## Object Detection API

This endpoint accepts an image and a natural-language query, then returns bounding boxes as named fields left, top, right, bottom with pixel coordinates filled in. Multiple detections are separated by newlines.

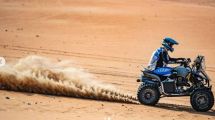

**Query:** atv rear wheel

left=190, top=89, right=214, bottom=112
left=137, top=84, right=160, bottom=105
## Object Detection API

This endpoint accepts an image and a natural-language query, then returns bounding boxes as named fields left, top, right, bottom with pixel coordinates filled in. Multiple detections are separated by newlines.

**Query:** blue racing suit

left=147, top=47, right=184, bottom=71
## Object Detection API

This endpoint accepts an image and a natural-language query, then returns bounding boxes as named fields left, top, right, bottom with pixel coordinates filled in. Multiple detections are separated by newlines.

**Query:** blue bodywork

left=153, top=67, right=173, bottom=76
left=138, top=67, right=173, bottom=84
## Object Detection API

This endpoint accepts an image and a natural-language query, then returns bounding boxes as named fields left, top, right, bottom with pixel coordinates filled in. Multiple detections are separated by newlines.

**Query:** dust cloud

left=0, top=56, right=137, bottom=103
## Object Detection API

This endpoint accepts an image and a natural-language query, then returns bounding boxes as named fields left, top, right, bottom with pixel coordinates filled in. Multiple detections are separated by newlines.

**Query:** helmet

left=162, top=37, right=179, bottom=52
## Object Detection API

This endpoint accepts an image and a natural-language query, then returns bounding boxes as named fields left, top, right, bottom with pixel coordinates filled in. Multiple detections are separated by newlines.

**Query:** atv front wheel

left=190, top=89, right=214, bottom=112
left=137, top=84, right=160, bottom=105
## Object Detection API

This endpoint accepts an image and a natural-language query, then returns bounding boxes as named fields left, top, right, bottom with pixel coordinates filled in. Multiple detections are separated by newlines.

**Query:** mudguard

left=190, top=86, right=212, bottom=95
left=137, top=75, right=160, bottom=86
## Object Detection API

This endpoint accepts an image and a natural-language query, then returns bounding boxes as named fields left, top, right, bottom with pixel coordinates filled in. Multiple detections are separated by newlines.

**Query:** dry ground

left=0, top=0, right=215, bottom=119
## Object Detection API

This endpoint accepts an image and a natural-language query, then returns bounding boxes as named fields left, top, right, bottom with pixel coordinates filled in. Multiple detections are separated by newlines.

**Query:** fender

left=137, top=76, right=160, bottom=86
left=190, top=86, right=212, bottom=95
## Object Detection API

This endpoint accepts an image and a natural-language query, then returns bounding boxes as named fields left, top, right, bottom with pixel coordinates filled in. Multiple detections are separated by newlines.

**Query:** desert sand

left=0, top=0, right=215, bottom=120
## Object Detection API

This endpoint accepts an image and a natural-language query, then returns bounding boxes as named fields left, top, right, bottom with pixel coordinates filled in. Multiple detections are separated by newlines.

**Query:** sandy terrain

left=0, top=0, right=215, bottom=119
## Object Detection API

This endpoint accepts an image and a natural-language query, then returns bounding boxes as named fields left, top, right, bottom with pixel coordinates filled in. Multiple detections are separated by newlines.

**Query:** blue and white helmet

left=162, top=37, right=179, bottom=52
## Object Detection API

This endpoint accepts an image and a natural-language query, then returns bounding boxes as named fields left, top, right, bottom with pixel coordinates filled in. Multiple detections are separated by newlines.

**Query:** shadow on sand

left=154, top=103, right=215, bottom=116
left=2, top=90, right=215, bottom=116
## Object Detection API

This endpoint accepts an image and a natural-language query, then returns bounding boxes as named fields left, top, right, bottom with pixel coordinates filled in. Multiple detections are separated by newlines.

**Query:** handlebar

left=170, top=58, right=191, bottom=66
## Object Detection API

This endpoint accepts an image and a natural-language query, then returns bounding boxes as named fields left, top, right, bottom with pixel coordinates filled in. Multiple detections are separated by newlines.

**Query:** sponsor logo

left=157, top=68, right=169, bottom=73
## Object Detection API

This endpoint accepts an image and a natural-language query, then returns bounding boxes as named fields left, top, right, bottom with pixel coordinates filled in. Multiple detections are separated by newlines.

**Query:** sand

left=0, top=0, right=215, bottom=119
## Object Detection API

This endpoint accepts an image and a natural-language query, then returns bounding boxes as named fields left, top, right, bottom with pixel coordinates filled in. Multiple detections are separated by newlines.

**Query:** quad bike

left=137, top=55, right=214, bottom=112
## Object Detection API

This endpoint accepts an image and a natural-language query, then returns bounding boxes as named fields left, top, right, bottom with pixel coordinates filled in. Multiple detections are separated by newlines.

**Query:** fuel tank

left=174, top=66, right=191, bottom=78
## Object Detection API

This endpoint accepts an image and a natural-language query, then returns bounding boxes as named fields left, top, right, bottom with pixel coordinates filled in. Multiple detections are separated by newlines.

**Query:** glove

left=176, top=58, right=185, bottom=61
left=180, top=58, right=186, bottom=61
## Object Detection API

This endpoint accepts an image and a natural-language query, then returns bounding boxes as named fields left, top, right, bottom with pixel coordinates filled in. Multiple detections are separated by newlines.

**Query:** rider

left=147, top=37, right=185, bottom=71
